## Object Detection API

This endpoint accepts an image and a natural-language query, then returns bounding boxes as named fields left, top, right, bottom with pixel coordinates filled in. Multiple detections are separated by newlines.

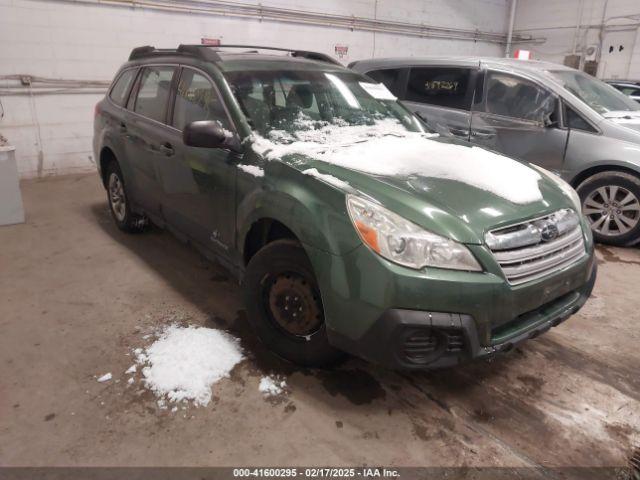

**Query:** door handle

left=118, top=122, right=127, bottom=133
left=472, top=131, right=496, bottom=140
left=449, top=127, right=470, bottom=138
left=159, top=142, right=174, bottom=156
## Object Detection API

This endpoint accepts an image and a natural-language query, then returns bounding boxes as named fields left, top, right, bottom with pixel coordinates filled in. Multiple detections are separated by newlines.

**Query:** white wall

left=0, top=0, right=509, bottom=178
left=513, top=0, right=640, bottom=79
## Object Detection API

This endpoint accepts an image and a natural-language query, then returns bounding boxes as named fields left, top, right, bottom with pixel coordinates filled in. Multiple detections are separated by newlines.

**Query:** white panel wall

left=0, top=0, right=509, bottom=177
left=514, top=0, right=640, bottom=79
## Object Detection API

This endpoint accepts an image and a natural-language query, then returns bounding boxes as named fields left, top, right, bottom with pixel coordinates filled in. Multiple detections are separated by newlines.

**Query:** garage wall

left=0, top=0, right=510, bottom=178
left=513, top=0, right=640, bottom=79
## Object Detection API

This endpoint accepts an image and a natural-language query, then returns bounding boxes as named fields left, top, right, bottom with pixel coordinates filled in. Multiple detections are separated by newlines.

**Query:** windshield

left=551, top=70, right=640, bottom=115
left=224, top=70, right=426, bottom=139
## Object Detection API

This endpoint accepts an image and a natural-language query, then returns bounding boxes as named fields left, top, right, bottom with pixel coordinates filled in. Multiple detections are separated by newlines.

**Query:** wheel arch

left=570, top=162, right=640, bottom=189
left=242, top=218, right=299, bottom=265
left=237, top=189, right=360, bottom=266
left=99, top=146, right=118, bottom=187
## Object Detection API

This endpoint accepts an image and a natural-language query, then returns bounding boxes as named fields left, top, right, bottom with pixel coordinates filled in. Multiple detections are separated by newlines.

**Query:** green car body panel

left=94, top=47, right=596, bottom=369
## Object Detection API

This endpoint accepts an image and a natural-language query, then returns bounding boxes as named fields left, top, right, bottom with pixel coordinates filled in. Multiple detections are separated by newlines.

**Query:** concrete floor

left=0, top=173, right=639, bottom=471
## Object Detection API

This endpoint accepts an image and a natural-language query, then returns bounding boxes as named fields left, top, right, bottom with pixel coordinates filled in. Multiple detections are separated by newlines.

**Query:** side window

left=133, top=66, right=176, bottom=123
left=486, top=72, right=555, bottom=122
left=109, top=69, right=137, bottom=107
left=366, top=69, right=403, bottom=97
left=172, top=69, right=231, bottom=131
left=405, top=67, right=472, bottom=110
left=564, top=104, right=597, bottom=133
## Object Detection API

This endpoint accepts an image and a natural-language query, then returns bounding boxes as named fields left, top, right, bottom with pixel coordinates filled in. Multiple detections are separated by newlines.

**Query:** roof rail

left=211, top=45, right=342, bottom=65
left=128, top=44, right=222, bottom=62
left=128, top=44, right=341, bottom=66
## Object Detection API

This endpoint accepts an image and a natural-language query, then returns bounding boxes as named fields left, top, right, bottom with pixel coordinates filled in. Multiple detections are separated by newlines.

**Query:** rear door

left=101, top=67, right=138, bottom=180
left=470, top=70, right=568, bottom=172
left=400, top=66, right=477, bottom=140
left=158, top=66, right=239, bottom=254
left=124, top=65, right=177, bottom=217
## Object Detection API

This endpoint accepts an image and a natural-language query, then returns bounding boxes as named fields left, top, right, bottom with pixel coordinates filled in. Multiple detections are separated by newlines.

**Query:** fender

left=236, top=162, right=362, bottom=260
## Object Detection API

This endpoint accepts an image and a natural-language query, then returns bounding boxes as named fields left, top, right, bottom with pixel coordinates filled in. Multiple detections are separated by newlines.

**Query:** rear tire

left=105, top=160, right=147, bottom=233
left=243, top=239, right=345, bottom=367
left=576, top=171, right=640, bottom=246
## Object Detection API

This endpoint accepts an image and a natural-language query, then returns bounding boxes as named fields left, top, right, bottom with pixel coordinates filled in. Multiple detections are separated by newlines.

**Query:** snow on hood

left=251, top=119, right=543, bottom=205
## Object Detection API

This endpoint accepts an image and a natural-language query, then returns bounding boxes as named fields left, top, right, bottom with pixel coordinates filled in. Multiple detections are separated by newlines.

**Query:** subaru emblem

left=540, top=222, right=559, bottom=242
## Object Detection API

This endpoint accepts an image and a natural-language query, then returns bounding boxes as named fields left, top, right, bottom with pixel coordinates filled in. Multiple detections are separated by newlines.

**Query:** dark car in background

left=350, top=57, right=640, bottom=246
left=607, top=80, right=640, bottom=103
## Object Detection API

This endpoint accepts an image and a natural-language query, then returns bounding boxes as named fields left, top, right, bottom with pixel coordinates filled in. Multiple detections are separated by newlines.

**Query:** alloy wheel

left=108, top=172, right=127, bottom=222
left=583, top=185, right=640, bottom=236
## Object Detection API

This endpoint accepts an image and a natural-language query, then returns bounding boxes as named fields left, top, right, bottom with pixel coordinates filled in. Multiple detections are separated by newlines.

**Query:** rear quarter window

left=109, top=69, right=137, bottom=107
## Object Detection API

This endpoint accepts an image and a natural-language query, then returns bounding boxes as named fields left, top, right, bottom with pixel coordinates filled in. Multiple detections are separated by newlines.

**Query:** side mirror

left=183, top=120, right=231, bottom=149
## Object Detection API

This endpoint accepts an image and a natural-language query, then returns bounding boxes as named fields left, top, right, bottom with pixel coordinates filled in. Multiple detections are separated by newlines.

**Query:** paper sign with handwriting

left=359, top=82, right=397, bottom=100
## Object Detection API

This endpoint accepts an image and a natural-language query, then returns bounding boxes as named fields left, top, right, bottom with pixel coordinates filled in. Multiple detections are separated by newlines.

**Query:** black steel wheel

left=243, top=239, right=345, bottom=367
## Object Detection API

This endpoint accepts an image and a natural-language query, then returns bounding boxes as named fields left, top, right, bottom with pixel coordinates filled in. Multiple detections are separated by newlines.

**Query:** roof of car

left=212, top=53, right=346, bottom=73
left=349, top=56, right=575, bottom=74
left=126, top=45, right=347, bottom=73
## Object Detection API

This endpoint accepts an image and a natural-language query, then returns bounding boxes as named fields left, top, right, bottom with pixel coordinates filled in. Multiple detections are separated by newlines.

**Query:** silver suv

left=350, top=57, right=640, bottom=246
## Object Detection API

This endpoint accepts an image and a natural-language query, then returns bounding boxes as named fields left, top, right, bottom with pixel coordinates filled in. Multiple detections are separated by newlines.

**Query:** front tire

left=243, top=239, right=345, bottom=367
left=577, top=171, right=640, bottom=246
left=105, top=161, right=146, bottom=233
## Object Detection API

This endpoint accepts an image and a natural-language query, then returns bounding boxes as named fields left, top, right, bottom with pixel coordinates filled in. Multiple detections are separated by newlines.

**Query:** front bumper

left=329, top=261, right=596, bottom=369
left=305, top=228, right=597, bottom=370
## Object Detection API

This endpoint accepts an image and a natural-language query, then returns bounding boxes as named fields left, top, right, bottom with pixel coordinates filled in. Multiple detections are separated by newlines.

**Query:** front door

left=158, top=66, right=239, bottom=255
left=470, top=70, right=569, bottom=173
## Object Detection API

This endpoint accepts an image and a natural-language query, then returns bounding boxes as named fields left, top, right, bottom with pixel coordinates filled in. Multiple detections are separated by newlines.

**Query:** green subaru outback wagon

left=93, top=45, right=597, bottom=369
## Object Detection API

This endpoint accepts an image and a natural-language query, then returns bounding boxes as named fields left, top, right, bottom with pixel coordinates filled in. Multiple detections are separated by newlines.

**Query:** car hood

left=262, top=135, right=574, bottom=245
left=603, top=111, right=640, bottom=133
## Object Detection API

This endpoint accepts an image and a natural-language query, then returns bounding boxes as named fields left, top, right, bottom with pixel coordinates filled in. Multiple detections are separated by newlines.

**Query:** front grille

left=486, top=210, right=586, bottom=286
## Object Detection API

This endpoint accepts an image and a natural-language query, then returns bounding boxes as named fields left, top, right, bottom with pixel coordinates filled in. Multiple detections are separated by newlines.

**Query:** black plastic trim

left=327, top=261, right=597, bottom=370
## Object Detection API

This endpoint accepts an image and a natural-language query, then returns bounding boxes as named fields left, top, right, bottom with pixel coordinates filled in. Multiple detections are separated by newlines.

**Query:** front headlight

left=531, top=165, right=582, bottom=213
left=346, top=195, right=482, bottom=271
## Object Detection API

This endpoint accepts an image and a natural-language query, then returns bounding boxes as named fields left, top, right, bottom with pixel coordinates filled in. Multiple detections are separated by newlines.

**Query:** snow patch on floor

left=238, top=164, right=265, bottom=177
left=251, top=119, right=543, bottom=204
left=259, top=375, right=287, bottom=397
left=97, top=373, right=112, bottom=383
left=134, top=325, right=244, bottom=407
